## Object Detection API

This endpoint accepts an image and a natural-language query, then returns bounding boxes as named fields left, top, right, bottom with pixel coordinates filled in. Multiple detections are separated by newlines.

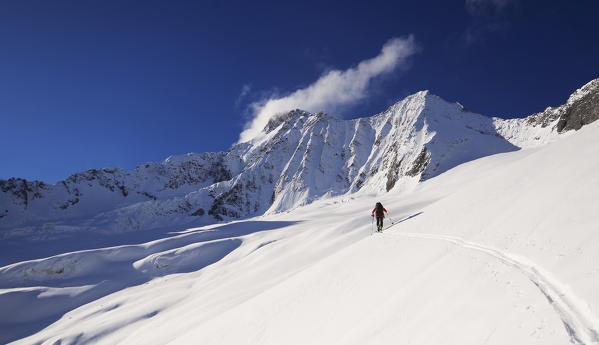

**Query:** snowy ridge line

left=393, top=232, right=599, bottom=345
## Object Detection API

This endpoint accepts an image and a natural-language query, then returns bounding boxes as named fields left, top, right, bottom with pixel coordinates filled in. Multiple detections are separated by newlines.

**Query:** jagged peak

left=419, top=90, right=467, bottom=110
left=163, top=152, right=202, bottom=164
left=397, top=90, right=431, bottom=103
left=263, top=109, right=310, bottom=133
left=402, top=89, right=430, bottom=98
left=566, top=77, right=599, bottom=105
left=162, top=152, right=223, bottom=165
left=374, top=89, right=469, bottom=123
left=387, top=89, right=465, bottom=112
left=263, top=109, right=339, bottom=134
left=261, top=90, right=465, bottom=137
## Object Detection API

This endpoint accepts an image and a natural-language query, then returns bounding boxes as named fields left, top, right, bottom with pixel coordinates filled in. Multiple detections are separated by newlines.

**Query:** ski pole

left=388, top=214, right=395, bottom=224
left=371, top=215, right=374, bottom=235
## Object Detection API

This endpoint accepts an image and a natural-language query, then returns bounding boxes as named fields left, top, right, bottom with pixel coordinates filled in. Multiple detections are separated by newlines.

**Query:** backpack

left=375, top=202, right=384, bottom=217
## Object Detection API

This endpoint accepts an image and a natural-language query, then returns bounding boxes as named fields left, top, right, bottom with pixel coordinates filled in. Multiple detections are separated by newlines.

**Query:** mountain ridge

left=1, top=78, right=598, bottom=238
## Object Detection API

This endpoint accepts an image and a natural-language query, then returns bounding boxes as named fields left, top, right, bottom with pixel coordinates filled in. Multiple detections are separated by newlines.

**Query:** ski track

left=388, top=231, right=599, bottom=345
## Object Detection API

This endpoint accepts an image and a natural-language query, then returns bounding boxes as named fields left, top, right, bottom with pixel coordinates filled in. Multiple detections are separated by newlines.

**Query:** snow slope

left=2, top=118, right=598, bottom=344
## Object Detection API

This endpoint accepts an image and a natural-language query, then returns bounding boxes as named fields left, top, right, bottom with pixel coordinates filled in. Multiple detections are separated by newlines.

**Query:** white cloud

left=238, top=36, right=417, bottom=143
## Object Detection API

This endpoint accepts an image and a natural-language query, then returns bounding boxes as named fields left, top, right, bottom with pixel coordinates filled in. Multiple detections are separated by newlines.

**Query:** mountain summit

left=1, top=79, right=598, bottom=238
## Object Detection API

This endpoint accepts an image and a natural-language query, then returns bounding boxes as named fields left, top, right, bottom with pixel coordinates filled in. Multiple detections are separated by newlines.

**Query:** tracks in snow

left=393, top=231, right=599, bottom=345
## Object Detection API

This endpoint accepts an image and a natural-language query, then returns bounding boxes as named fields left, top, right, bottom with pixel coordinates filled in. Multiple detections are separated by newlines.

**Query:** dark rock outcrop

left=557, top=80, right=599, bottom=132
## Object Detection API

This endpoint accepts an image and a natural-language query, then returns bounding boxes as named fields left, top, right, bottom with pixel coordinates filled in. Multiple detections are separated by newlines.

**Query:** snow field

left=2, top=122, right=599, bottom=344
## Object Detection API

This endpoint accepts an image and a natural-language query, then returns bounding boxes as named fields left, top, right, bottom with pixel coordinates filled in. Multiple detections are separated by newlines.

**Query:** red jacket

left=372, top=207, right=387, bottom=218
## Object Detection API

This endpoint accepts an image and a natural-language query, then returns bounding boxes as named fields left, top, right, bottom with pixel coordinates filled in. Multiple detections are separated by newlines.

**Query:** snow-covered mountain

left=495, top=78, right=599, bottom=147
left=2, top=96, right=599, bottom=345
left=1, top=78, right=598, bottom=239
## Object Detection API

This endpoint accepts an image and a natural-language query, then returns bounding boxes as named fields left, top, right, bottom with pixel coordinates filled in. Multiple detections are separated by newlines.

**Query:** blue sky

left=1, top=0, right=598, bottom=183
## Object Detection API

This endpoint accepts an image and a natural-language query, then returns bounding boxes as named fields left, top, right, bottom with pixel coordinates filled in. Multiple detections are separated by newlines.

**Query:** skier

left=371, top=202, right=388, bottom=232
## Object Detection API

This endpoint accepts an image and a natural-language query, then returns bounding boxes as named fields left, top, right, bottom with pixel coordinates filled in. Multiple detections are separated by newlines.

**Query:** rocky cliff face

left=494, top=78, right=599, bottom=148
left=2, top=79, right=598, bottom=238
left=556, top=79, right=599, bottom=132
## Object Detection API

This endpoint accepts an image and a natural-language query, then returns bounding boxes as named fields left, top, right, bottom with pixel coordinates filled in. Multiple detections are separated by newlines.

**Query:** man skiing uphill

left=371, top=202, right=388, bottom=232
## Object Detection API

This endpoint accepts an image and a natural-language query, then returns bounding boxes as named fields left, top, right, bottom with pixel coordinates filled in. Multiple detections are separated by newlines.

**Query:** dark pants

left=376, top=217, right=384, bottom=228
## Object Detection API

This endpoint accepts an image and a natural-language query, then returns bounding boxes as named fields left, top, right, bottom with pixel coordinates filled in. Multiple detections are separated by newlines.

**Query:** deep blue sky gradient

left=1, top=0, right=598, bottom=182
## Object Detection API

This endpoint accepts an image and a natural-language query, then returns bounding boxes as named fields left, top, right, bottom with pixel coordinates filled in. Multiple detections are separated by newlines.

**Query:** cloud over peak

left=238, top=36, right=417, bottom=143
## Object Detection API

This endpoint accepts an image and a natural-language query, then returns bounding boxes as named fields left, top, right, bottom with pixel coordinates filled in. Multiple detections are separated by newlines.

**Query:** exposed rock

left=500, top=78, right=599, bottom=144
left=191, top=208, right=205, bottom=216
left=406, top=148, right=431, bottom=177
left=264, top=109, right=308, bottom=133
left=209, top=184, right=244, bottom=220
left=59, top=198, right=80, bottom=210
left=0, top=178, right=47, bottom=208
left=385, top=156, right=403, bottom=192
left=139, top=192, right=157, bottom=200
left=557, top=79, right=599, bottom=132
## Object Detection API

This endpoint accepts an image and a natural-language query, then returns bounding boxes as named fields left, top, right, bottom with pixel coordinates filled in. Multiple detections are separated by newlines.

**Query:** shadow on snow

left=385, top=212, right=424, bottom=231
left=0, top=220, right=300, bottom=344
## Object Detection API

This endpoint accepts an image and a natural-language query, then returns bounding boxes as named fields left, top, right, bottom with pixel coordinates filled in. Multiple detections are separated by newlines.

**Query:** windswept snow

left=397, top=232, right=599, bottom=345
left=2, top=118, right=599, bottom=344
